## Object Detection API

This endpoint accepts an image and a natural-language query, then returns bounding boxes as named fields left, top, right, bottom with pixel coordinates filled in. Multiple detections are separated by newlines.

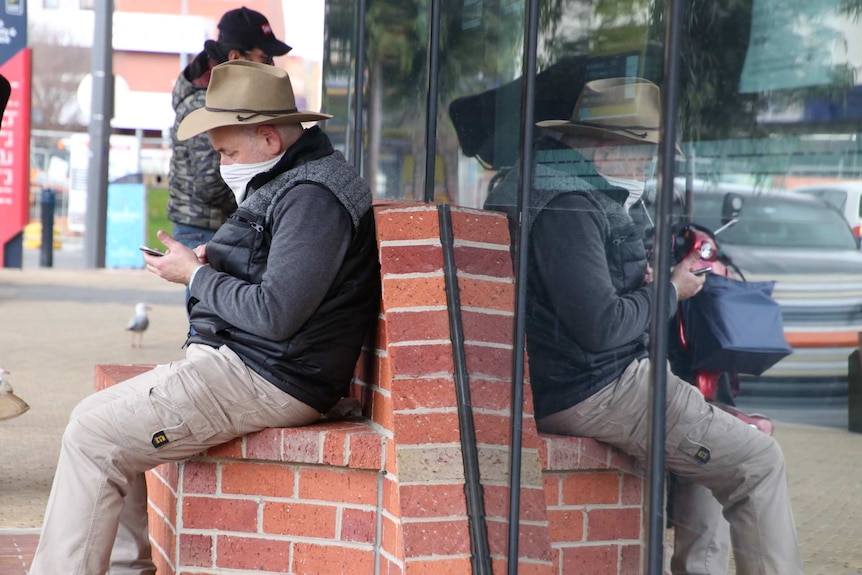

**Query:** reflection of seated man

left=484, top=77, right=802, bottom=574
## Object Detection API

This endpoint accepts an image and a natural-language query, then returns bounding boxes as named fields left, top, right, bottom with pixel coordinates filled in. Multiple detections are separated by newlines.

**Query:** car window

left=692, top=195, right=858, bottom=250
left=817, top=190, right=848, bottom=212
left=796, top=188, right=848, bottom=212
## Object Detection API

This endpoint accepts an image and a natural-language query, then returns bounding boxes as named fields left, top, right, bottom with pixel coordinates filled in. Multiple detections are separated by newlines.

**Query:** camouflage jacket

left=167, top=52, right=237, bottom=230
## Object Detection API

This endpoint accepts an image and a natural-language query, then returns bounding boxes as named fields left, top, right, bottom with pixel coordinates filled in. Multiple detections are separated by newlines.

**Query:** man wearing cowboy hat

left=485, top=77, right=802, bottom=574
left=30, top=61, right=380, bottom=575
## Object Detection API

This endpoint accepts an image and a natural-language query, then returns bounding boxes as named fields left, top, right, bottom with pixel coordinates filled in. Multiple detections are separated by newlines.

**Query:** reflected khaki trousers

left=538, top=358, right=803, bottom=575
left=30, top=344, right=320, bottom=575
left=672, top=475, right=732, bottom=574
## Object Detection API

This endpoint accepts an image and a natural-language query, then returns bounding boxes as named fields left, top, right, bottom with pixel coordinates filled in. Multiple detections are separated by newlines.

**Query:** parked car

left=686, top=185, right=862, bottom=398
left=791, top=181, right=862, bottom=239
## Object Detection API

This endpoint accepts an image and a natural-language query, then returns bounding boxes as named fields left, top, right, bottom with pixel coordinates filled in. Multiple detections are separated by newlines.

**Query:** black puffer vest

left=525, top=188, right=649, bottom=417
left=485, top=144, right=649, bottom=417
left=187, top=136, right=380, bottom=413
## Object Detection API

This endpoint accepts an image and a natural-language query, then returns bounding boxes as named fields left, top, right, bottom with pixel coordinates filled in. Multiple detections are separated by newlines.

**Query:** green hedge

left=146, top=187, right=171, bottom=249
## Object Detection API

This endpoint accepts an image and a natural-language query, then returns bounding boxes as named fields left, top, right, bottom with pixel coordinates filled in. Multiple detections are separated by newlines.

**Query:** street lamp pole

left=83, top=0, right=113, bottom=268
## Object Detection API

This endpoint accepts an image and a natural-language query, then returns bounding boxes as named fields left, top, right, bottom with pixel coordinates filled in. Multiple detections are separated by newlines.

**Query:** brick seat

left=539, top=433, right=646, bottom=573
left=96, top=364, right=387, bottom=575
left=95, top=364, right=648, bottom=575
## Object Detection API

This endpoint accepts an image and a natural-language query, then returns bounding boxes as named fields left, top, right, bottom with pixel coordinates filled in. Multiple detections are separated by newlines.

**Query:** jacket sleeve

left=188, top=184, right=353, bottom=340
left=529, top=194, right=675, bottom=352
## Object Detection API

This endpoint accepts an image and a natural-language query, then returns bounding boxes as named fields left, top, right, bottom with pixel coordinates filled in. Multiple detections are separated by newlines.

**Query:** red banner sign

left=0, top=48, right=30, bottom=267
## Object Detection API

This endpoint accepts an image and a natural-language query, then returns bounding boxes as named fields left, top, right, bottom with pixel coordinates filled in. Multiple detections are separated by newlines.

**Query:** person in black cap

left=167, top=6, right=292, bottom=257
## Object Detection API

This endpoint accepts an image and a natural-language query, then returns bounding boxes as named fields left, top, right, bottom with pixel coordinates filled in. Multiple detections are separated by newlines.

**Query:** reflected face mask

left=598, top=170, right=647, bottom=210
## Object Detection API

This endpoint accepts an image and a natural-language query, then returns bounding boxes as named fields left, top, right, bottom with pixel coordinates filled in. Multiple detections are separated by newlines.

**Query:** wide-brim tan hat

left=177, top=60, right=333, bottom=140
left=537, top=77, right=662, bottom=146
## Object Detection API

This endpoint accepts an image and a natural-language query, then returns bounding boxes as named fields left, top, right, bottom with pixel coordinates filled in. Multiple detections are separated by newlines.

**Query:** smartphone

left=692, top=266, right=712, bottom=276
left=139, top=245, right=165, bottom=257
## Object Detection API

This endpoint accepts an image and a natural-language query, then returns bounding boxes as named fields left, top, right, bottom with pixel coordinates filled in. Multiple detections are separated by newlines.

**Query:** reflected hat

left=177, top=60, right=333, bottom=140
left=217, top=6, right=291, bottom=56
left=537, top=77, right=663, bottom=145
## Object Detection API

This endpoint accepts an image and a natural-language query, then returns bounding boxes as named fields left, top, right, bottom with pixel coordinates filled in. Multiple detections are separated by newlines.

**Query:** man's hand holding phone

left=670, top=252, right=709, bottom=301
left=141, top=231, right=205, bottom=285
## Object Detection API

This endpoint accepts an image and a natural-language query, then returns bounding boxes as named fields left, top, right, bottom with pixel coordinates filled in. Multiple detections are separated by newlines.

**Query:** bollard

left=39, top=188, right=56, bottom=268
left=849, top=349, right=862, bottom=433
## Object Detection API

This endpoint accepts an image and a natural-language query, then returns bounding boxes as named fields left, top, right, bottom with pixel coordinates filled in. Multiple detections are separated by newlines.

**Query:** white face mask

left=598, top=171, right=646, bottom=211
left=220, top=153, right=285, bottom=204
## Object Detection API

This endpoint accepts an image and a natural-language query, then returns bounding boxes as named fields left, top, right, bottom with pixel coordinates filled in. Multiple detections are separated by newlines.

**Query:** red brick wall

left=96, top=201, right=651, bottom=575
left=540, top=435, right=645, bottom=574
left=366, top=203, right=553, bottom=575
left=365, top=203, right=647, bottom=575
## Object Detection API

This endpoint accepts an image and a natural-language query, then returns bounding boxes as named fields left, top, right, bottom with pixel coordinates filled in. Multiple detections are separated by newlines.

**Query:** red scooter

left=668, top=196, right=776, bottom=435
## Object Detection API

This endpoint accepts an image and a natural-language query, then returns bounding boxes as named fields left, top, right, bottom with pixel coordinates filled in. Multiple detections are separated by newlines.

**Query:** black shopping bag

left=681, top=274, right=792, bottom=376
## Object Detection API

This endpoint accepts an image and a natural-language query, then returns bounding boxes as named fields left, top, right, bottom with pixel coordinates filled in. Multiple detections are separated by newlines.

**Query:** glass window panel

left=322, top=0, right=862, bottom=570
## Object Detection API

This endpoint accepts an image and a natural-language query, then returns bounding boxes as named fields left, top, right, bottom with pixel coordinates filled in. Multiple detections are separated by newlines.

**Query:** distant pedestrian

left=167, top=6, right=291, bottom=253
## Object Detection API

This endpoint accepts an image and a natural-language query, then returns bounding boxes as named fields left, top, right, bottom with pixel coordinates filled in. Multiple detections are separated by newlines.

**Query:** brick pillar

left=366, top=203, right=554, bottom=575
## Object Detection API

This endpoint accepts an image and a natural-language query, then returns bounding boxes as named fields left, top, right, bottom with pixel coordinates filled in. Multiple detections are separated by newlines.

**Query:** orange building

left=30, top=0, right=322, bottom=135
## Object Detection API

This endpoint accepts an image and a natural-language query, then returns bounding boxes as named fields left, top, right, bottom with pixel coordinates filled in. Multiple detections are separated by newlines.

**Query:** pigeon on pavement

left=126, top=303, right=151, bottom=348
left=0, top=367, right=29, bottom=421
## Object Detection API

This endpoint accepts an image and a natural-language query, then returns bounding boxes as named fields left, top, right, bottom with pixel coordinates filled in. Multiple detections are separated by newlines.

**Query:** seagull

left=126, top=303, right=151, bottom=348
left=0, top=367, right=29, bottom=421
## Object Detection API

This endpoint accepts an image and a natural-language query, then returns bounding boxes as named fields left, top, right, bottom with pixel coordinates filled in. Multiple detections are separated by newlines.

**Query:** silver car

left=688, top=188, right=862, bottom=398
left=791, top=181, right=862, bottom=240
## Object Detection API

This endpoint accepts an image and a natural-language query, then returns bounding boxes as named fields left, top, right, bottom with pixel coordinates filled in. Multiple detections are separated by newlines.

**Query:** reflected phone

left=139, top=246, right=165, bottom=257
left=692, top=266, right=712, bottom=276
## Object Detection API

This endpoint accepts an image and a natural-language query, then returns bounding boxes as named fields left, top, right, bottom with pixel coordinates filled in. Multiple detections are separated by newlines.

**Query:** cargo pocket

left=671, top=403, right=746, bottom=475
left=147, top=361, right=230, bottom=447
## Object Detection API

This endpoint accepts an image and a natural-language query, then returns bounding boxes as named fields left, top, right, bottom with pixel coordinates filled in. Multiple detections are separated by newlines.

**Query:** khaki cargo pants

left=30, top=344, right=320, bottom=575
left=538, top=358, right=803, bottom=575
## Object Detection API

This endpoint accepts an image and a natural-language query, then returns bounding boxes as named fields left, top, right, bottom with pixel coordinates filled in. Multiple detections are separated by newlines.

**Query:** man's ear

left=227, top=49, right=245, bottom=61
left=257, top=125, right=283, bottom=155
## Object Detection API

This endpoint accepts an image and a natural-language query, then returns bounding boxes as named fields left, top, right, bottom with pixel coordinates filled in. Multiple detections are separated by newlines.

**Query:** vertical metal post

left=422, top=0, right=441, bottom=203
left=506, top=0, right=540, bottom=572
left=179, top=0, right=189, bottom=70
left=684, top=141, right=695, bottom=221
left=351, top=0, right=367, bottom=173
left=439, top=204, right=493, bottom=575
left=83, top=0, right=113, bottom=268
left=39, top=188, right=55, bottom=268
left=134, top=128, right=143, bottom=174
left=644, top=0, right=685, bottom=571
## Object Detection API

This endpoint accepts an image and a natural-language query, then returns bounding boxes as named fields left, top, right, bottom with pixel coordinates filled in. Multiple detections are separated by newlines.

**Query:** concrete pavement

left=1, top=247, right=862, bottom=574
left=0, top=264, right=188, bottom=530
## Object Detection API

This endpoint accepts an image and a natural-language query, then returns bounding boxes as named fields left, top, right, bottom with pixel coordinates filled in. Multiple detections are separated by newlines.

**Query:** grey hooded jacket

left=187, top=128, right=381, bottom=413
left=485, top=142, right=676, bottom=418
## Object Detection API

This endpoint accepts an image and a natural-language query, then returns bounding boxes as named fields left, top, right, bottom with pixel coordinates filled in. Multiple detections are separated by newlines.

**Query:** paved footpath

left=1, top=267, right=862, bottom=574
left=0, top=533, right=37, bottom=575
left=0, top=266, right=187, bottom=575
